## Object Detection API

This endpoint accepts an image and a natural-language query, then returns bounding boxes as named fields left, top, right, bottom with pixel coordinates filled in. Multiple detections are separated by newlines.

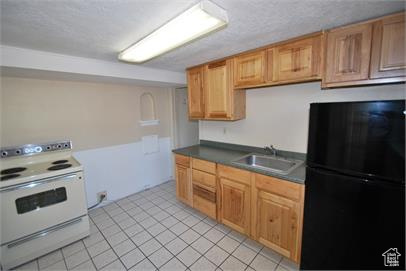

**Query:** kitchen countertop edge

left=172, top=144, right=306, bottom=185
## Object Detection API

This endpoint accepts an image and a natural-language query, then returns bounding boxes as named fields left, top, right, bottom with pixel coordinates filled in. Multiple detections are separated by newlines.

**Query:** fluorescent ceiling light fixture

left=118, top=0, right=228, bottom=63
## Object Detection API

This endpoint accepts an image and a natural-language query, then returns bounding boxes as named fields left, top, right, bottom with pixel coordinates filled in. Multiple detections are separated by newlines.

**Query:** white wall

left=174, top=88, right=199, bottom=148
left=1, top=76, right=175, bottom=208
left=74, top=137, right=173, bottom=207
left=199, top=82, right=405, bottom=153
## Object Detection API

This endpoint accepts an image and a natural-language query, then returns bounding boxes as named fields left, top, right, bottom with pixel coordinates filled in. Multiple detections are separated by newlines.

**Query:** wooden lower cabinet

left=175, top=163, right=192, bottom=206
left=255, top=190, right=301, bottom=260
left=252, top=174, right=305, bottom=263
left=218, top=177, right=251, bottom=235
left=191, top=158, right=217, bottom=219
left=193, top=184, right=217, bottom=219
left=174, top=155, right=305, bottom=263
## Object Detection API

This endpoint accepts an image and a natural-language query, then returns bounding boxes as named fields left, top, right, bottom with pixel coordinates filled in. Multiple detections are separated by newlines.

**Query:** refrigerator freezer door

left=307, top=100, right=405, bottom=183
left=301, top=167, right=405, bottom=270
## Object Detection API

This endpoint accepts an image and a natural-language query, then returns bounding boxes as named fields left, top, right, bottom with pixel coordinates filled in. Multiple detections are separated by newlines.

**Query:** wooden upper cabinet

left=266, top=48, right=274, bottom=83
left=205, top=59, right=246, bottom=120
left=205, top=60, right=231, bottom=119
left=370, top=13, right=405, bottom=79
left=272, top=34, right=323, bottom=83
left=234, top=50, right=266, bottom=88
left=323, top=22, right=373, bottom=85
left=186, top=12, right=405, bottom=98
left=187, top=66, right=205, bottom=119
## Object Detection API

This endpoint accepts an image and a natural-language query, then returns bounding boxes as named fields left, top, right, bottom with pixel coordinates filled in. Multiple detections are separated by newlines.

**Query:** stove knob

left=57, top=144, right=62, bottom=149
left=15, top=150, right=21, bottom=154
left=1, top=151, right=7, bottom=157
left=35, top=146, right=43, bottom=153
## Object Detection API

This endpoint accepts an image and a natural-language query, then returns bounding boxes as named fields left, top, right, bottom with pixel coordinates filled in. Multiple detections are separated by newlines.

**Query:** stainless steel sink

left=232, top=153, right=303, bottom=175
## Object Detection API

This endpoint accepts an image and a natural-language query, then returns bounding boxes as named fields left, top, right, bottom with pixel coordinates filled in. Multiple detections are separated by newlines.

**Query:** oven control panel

left=0, top=141, right=72, bottom=158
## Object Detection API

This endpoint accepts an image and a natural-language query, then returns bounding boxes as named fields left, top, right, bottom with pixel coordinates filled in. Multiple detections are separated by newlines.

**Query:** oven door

left=0, top=172, right=88, bottom=244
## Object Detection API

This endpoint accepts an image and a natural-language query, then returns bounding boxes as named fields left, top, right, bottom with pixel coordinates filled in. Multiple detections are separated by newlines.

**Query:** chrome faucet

left=264, top=145, right=277, bottom=157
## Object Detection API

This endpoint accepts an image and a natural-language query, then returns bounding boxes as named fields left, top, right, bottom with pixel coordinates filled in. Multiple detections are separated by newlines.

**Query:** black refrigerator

left=301, top=100, right=405, bottom=270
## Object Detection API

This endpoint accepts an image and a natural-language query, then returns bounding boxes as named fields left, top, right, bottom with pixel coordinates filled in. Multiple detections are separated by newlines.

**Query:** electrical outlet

left=97, top=191, right=107, bottom=202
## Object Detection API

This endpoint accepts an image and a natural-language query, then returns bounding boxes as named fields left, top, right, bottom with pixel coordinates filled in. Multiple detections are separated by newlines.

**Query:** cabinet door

left=219, top=178, right=250, bottom=235
left=266, top=48, right=275, bottom=82
left=273, top=35, right=322, bottom=82
left=256, top=190, right=301, bottom=261
left=370, top=13, right=405, bottom=79
left=175, top=164, right=192, bottom=206
left=324, top=23, right=372, bottom=83
left=234, top=50, right=266, bottom=87
left=187, top=66, right=205, bottom=119
left=205, top=60, right=232, bottom=119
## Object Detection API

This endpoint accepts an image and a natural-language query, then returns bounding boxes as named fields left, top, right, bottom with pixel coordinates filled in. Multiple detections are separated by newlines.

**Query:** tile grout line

left=80, top=239, right=98, bottom=270
left=89, top=212, right=129, bottom=270
left=23, top=181, right=175, bottom=271
left=90, top=181, right=249, bottom=271
left=64, top=180, right=288, bottom=271
left=129, top=183, right=243, bottom=270
left=123, top=195, right=209, bottom=269
left=102, top=189, right=182, bottom=270
left=119, top=183, right=218, bottom=269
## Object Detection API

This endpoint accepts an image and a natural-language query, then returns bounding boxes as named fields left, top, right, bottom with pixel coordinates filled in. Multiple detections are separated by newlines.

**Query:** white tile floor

left=13, top=180, right=300, bottom=271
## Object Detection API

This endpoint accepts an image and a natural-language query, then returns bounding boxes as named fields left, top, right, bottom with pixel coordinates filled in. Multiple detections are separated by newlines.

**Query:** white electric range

left=0, top=141, right=90, bottom=270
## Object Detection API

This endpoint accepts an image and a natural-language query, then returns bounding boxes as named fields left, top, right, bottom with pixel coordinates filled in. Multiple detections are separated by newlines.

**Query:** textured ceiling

left=1, top=0, right=404, bottom=72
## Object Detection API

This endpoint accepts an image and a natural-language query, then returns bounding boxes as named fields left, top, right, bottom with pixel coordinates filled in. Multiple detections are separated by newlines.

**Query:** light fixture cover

left=118, top=0, right=228, bottom=63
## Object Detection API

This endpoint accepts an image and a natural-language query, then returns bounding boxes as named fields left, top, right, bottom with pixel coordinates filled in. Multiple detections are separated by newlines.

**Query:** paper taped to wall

left=142, top=135, right=159, bottom=154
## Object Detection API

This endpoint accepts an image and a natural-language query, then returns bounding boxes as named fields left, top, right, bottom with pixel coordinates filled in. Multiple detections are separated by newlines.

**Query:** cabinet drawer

left=193, top=186, right=216, bottom=219
left=192, top=169, right=216, bottom=188
left=254, top=174, right=303, bottom=201
left=175, top=154, right=190, bottom=167
left=192, top=158, right=216, bottom=174
left=193, top=184, right=216, bottom=202
left=218, top=164, right=251, bottom=185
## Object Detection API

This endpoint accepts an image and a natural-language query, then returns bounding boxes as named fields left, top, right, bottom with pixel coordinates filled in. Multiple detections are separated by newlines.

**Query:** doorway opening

left=173, top=88, right=199, bottom=148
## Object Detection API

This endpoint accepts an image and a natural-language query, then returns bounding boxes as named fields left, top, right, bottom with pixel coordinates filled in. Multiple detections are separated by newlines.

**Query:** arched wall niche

left=139, top=92, right=159, bottom=126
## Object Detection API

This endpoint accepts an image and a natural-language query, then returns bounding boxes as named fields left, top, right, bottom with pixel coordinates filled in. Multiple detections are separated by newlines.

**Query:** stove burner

left=52, top=160, right=69, bottom=165
left=1, top=167, right=27, bottom=175
left=48, top=164, right=72, bottom=171
left=1, top=174, right=20, bottom=181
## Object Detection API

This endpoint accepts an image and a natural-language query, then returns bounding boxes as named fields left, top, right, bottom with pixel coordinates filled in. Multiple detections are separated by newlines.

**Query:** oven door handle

left=0, top=173, right=78, bottom=192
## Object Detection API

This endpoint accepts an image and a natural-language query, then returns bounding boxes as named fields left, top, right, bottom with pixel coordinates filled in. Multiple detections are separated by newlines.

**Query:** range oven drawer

left=0, top=172, right=88, bottom=245
left=193, top=184, right=216, bottom=219
left=0, top=215, right=90, bottom=270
